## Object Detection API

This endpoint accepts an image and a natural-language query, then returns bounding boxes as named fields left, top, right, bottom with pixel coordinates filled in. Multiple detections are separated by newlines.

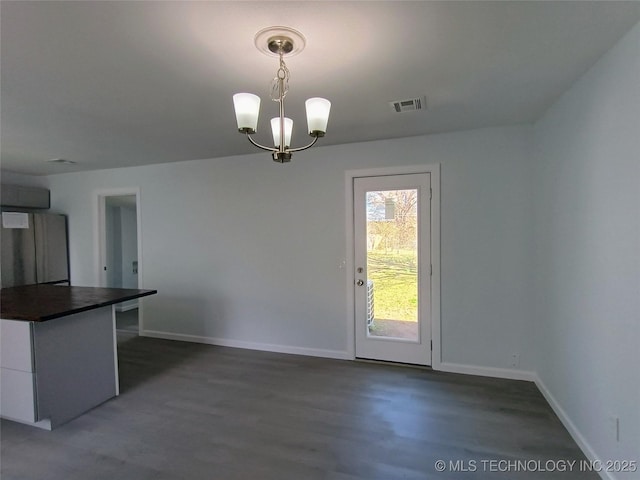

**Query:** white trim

left=438, top=361, right=536, bottom=381
left=111, top=305, right=119, bottom=396
left=115, top=300, right=139, bottom=313
left=94, top=187, right=143, bottom=335
left=345, top=164, right=441, bottom=366
left=344, top=173, right=356, bottom=359
left=140, top=329, right=351, bottom=361
left=93, top=194, right=104, bottom=287
left=430, top=166, right=441, bottom=370
left=534, top=374, right=613, bottom=480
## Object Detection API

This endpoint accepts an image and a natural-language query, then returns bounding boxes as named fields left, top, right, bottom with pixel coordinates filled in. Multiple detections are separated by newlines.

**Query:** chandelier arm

left=287, top=135, right=320, bottom=153
left=246, top=133, right=277, bottom=152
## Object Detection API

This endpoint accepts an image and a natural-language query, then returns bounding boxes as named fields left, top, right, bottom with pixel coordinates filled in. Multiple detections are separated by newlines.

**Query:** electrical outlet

left=510, top=353, right=520, bottom=368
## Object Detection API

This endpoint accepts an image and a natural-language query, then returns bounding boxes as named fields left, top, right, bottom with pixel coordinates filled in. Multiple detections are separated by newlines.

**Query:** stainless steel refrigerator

left=1, top=212, right=69, bottom=288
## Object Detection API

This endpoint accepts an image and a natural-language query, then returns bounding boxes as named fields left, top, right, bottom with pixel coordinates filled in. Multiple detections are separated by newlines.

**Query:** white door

left=354, top=174, right=432, bottom=365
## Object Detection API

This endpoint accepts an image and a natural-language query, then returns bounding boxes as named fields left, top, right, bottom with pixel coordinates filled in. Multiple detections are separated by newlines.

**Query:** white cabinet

left=1, top=307, right=117, bottom=430
left=0, top=320, right=37, bottom=423
left=0, top=369, right=36, bottom=422
left=1, top=319, right=34, bottom=370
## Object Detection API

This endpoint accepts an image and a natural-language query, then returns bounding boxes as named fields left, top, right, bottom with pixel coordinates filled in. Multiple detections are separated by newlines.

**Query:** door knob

left=356, top=279, right=364, bottom=286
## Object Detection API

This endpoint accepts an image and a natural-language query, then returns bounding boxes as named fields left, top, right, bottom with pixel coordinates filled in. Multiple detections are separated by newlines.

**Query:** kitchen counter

left=1, top=284, right=157, bottom=321
left=0, top=284, right=157, bottom=430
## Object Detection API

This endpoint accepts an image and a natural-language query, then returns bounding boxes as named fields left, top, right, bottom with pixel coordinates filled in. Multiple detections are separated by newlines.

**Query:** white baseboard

left=115, top=301, right=138, bottom=313
left=437, top=361, right=536, bottom=381
left=534, top=374, right=613, bottom=480
left=140, top=329, right=351, bottom=360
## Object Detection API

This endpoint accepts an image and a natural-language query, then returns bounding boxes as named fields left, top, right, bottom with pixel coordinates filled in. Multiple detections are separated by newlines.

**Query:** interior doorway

left=96, top=189, right=142, bottom=335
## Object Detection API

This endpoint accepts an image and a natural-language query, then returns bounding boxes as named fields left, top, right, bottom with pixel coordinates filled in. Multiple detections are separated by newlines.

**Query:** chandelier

left=233, top=27, right=331, bottom=163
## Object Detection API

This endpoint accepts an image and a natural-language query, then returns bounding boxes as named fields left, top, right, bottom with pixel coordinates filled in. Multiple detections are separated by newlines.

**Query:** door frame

left=94, top=187, right=144, bottom=333
left=345, top=165, right=441, bottom=368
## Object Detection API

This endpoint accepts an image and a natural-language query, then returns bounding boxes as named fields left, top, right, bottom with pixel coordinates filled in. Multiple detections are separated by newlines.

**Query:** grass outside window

left=367, top=250, right=417, bottom=322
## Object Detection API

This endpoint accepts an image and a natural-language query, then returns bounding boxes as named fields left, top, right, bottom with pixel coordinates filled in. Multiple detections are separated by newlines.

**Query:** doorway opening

left=96, top=190, right=142, bottom=335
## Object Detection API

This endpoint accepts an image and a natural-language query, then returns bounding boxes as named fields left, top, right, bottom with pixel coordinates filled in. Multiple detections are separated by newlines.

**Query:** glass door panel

left=365, top=189, right=419, bottom=342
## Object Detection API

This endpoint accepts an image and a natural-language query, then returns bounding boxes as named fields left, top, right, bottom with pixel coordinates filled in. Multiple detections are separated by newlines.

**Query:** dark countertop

left=1, top=284, right=157, bottom=322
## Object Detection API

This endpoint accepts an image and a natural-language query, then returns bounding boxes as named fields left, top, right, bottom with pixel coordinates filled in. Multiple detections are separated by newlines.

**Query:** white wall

left=45, top=125, right=533, bottom=367
left=532, top=23, right=640, bottom=476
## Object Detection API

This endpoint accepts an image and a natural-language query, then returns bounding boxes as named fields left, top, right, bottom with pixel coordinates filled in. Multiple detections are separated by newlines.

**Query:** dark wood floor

left=1, top=335, right=595, bottom=479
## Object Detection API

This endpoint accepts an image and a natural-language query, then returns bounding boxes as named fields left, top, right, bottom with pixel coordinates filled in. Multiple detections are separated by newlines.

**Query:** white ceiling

left=2, top=1, right=639, bottom=176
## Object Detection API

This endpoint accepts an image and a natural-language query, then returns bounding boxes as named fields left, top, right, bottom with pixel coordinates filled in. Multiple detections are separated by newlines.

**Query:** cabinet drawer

left=0, top=368, right=37, bottom=423
left=0, top=320, right=34, bottom=372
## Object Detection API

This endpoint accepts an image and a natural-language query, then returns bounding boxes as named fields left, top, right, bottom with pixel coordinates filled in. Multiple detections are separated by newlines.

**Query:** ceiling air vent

left=389, top=96, right=426, bottom=113
left=46, top=158, right=76, bottom=165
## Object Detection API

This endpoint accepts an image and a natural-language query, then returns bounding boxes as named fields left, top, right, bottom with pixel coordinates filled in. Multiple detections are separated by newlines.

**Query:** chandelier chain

left=270, top=51, right=290, bottom=102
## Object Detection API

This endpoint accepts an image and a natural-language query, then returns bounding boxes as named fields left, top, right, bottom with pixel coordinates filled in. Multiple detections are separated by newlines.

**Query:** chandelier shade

left=232, top=93, right=261, bottom=134
left=271, top=117, right=293, bottom=148
left=305, top=98, right=331, bottom=136
left=232, top=27, right=330, bottom=163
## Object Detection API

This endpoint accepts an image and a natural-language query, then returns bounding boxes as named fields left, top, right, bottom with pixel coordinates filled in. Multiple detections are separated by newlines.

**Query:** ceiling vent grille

left=46, top=158, right=76, bottom=165
left=389, top=96, right=426, bottom=113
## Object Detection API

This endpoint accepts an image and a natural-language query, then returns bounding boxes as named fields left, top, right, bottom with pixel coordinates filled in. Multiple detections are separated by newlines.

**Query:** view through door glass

left=366, top=189, right=418, bottom=341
